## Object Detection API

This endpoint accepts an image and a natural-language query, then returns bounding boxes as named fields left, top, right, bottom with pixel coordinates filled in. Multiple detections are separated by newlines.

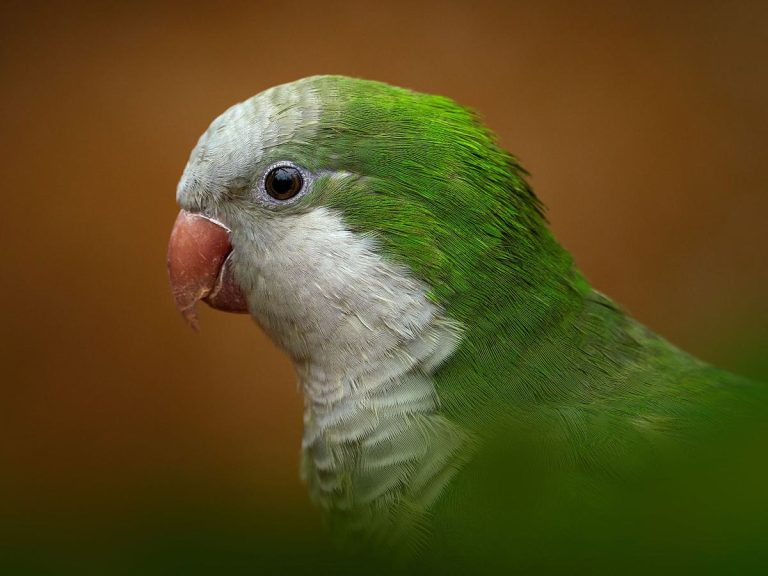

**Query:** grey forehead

left=176, top=80, right=322, bottom=209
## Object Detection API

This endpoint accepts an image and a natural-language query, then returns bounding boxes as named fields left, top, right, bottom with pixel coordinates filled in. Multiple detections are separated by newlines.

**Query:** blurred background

left=1, top=0, right=766, bottom=573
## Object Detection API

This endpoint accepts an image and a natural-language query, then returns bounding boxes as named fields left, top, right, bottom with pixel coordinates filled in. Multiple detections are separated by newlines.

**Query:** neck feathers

left=299, top=311, right=472, bottom=542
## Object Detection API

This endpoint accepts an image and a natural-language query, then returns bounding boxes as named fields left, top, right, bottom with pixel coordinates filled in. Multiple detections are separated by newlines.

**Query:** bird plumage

left=172, top=75, right=765, bottom=566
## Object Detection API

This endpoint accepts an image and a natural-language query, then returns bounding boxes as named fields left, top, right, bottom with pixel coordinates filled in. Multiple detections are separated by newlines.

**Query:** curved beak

left=167, top=210, right=248, bottom=330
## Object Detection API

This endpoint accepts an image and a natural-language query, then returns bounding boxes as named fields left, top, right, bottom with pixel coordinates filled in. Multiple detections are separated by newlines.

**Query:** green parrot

left=167, top=76, right=766, bottom=571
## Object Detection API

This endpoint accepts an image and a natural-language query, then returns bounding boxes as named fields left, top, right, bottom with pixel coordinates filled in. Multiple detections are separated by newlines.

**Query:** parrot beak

left=167, top=210, right=248, bottom=330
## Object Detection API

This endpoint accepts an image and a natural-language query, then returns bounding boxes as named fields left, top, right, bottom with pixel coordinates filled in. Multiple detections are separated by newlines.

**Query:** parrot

left=167, top=75, right=767, bottom=573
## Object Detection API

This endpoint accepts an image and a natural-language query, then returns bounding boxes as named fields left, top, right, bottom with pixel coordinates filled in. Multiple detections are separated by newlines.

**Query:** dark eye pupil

left=270, top=168, right=294, bottom=193
left=265, top=166, right=303, bottom=200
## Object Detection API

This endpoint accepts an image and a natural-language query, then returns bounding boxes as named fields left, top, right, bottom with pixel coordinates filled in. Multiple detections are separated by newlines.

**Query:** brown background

left=1, top=0, right=766, bottom=551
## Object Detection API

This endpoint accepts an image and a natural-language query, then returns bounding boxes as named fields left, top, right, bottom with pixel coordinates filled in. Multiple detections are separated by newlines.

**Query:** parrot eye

left=264, top=165, right=304, bottom=200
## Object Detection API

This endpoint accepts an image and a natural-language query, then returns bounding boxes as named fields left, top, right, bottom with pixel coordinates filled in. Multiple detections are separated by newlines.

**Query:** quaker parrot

left=167, top=76, right=766, bottom=571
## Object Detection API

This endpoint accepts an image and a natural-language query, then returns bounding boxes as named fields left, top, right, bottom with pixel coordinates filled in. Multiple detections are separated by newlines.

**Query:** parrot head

left=168, top=75, right=573, bottom=367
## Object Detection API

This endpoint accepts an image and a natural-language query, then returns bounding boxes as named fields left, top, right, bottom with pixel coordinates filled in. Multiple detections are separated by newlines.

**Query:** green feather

left=269, top=75, right=760, bottom=421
